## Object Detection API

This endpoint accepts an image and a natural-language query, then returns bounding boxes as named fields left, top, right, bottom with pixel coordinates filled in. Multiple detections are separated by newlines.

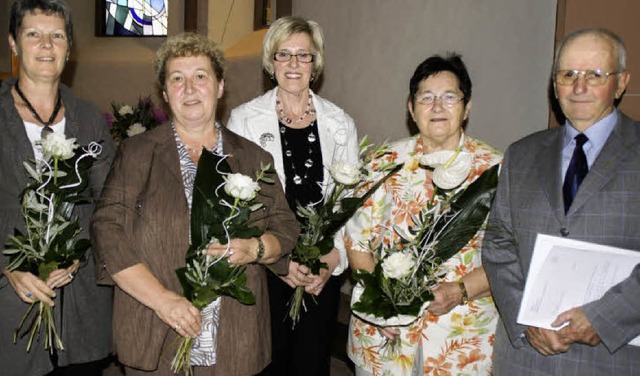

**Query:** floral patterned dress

left=346, top=134, right=502, bottom=376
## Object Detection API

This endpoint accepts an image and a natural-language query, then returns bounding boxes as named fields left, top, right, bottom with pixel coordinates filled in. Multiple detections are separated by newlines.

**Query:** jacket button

left=560, top=228, right=569, bottom=237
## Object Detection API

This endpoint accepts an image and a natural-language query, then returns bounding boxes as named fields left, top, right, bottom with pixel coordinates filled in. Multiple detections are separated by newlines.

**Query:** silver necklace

left=280, top=120, right=318, bottom=185
left=276, top=93, right=315, bottom=125
left=178, top=123, right=224, bottom=156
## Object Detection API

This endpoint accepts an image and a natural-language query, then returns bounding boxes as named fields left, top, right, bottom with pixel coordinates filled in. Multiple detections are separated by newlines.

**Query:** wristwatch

left=458, top=281, right=468, bottom=305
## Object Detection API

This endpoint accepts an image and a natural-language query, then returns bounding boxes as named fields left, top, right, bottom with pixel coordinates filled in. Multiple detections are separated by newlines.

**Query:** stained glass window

left=100, top=0, right=168, bottom=36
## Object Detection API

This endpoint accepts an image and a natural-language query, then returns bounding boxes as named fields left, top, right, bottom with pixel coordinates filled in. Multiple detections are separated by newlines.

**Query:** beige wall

left=207, top=0, right=255, bottom=50
left=1, top=0, right=558, bottom=152
left=558, top=0, right=640, bottom=122
left=0, top=1, right=184, bottom=109
left=294, top=0, right=558, bottom=151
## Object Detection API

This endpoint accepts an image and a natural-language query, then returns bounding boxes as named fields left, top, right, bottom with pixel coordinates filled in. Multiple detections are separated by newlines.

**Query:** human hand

left=378, top=326, right=400, bottom=340
left=46, top=260, right=80, bottom=289
left=280, top=260, right=314, bottom=288
left=305, top=248, right=340, bottom=296
left=428, top=282, right=463, bottom=316
left=3, top=268, right=56, bottom=306
left=154, top=293, right=202, bottom=338
left=205, top=237, right=259, bottom=266
left=525, top=326, right=571, bottom=355
left=553, top=307, right=601, bottom=346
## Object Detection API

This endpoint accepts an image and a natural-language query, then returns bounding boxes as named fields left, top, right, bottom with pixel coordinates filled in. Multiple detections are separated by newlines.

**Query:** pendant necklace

left=14, top=80, right=62, bottom=127
left=280, top=120, right=318, bottom=185
left=276, top=93, right=315, bottom=125
left=181, top=123, right=224, bottom=157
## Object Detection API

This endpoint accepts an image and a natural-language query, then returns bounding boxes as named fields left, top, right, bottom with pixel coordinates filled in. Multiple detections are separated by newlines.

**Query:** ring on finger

left=68, top=273, right=74, bottom=280
left=229, top=250, right=234, bottom=256
left=25, top=291, right=33, bottom=299
left=175, top=324, right=180, bottom=330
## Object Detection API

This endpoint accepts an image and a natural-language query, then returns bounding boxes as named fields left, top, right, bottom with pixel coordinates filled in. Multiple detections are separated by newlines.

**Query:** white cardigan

left=227, top=88, right=359, bottom=275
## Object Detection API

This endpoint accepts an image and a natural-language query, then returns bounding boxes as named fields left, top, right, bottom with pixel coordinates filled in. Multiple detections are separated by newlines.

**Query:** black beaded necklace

left=14, top=80, right=62, bottom=127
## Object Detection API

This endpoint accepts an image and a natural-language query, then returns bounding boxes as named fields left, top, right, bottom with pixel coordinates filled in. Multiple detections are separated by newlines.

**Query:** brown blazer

left=91, top=124, right=299, bottom=375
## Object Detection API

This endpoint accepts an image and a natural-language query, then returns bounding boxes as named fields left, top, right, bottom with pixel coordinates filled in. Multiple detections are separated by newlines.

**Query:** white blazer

left=227, top=88, right=359, bottom=275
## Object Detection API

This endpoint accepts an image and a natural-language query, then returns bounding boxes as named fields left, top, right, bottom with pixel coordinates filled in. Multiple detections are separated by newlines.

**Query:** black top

left=279, top=119, right=324, bottom=217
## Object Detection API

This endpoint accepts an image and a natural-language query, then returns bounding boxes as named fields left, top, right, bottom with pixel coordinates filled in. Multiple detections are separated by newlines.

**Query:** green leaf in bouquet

left=231, top=226, right=263, bottom=240
left=38, top=260, right=60, bottom=279
left=190, top=149, right=232, bottom=247
left=323, top=163, right=403, bottom=243
left=352, top=264, right=434, bottom=320
left=190, top=285, right=222, bottom=310
left=219, top=270, right=255, bottom=306
left=23, top=162, right=42, bottom=182
left=431, top=164, right=499, bottom=262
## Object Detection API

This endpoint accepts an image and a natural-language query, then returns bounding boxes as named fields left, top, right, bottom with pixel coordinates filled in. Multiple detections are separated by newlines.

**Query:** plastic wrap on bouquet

left=349, top=282, right=430, bottom=327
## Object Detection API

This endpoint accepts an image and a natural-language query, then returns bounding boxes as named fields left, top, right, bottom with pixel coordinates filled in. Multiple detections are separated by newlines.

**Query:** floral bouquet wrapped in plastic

left=350, top=146, right=499, bottom=355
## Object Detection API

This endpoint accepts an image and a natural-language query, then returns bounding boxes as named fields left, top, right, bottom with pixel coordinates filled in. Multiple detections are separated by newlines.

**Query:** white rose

left=224, top=173, right=260, bottom=201
left=329, top=162, right=362, bottom=186
left=118, top=105, right=134, bottom=116
left=39, top=132, right=79, bottom=160
left=382, top=252, right=415, bottom=280
left=420, top=150, right=473, bottom=189
left=126, top=123, right=147, bottom=137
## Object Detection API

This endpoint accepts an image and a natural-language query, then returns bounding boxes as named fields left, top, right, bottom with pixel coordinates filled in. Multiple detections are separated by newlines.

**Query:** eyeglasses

left=415, top=92, right=464, bottom=107
left=554, top=69, right=622, bottom=86
left=273, top=51, right=315, bottom=63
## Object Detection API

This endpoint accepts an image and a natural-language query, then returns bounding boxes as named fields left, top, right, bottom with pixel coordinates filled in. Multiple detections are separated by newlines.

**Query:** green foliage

left=351, top=164, right=500, bottom=322
left=352, top=264, right=434, bottom=319
left=177, top=149, right=272, bottom=310
left=4, top=147, right=97, bottom=276
left=3, top=142, right=99, bottom=353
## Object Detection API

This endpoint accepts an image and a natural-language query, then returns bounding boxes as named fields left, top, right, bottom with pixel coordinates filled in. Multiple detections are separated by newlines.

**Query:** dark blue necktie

left=563, top=133, right=589, bottom=213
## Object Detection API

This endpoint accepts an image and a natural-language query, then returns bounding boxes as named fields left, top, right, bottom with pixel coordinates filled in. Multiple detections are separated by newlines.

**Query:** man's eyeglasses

left=554, top=69, right=622, bottom=86
left=415, top=92, right=464, bottom=107
left=273, top=51, right=315, bottom=63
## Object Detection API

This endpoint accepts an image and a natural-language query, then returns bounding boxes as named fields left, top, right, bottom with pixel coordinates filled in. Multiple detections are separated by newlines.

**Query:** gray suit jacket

left=482, top=112, right=640, bottom=375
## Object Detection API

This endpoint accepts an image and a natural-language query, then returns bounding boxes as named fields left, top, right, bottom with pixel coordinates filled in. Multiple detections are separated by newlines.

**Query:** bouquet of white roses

left=172, top=149, right=273, bottom=375
left=350, top=147, right=499, bottom=355
left=105, top=95, right=167, bottom=143
left=288, top=137, right=403, bottom=327
left=3, top=133, right=102, bottom=353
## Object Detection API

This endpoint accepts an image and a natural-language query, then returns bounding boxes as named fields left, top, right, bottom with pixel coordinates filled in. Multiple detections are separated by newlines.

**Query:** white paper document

left=517, top=234, right=640, bottom=346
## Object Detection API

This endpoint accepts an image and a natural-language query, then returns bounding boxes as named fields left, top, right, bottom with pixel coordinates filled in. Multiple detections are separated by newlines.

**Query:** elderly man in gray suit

left=482, top=27, right=640, bottom=375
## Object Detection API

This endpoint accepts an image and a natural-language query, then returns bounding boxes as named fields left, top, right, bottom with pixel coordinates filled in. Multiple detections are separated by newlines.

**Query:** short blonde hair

left=262, top=16, right=325, bottom=81
left=154, top=32, right=225, bottom=89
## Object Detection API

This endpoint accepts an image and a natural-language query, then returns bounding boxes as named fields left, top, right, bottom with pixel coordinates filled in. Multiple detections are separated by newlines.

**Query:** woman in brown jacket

left=91, top=33, right=299, bottom=375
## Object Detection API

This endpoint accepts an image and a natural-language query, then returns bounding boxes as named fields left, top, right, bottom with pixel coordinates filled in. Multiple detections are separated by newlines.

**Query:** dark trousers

left=260, top=271, right=342, bottom=376
left=46, top=357, right=110, bottom=376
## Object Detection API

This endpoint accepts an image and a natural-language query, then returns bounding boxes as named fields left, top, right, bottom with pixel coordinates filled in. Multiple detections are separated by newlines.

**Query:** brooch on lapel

left=259, top=132, right=275, bottom=148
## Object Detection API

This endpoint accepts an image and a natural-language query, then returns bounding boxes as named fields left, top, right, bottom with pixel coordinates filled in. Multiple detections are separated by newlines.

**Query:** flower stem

left=288, top=286, right=307, bottom=329
left=53, top=157, right=59, bottom=185
left=171, top=336, right=194, bottom=375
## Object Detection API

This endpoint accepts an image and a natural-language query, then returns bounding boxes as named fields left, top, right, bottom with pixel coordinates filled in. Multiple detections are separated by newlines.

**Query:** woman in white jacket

left=227, top=16, right=358, bottom=376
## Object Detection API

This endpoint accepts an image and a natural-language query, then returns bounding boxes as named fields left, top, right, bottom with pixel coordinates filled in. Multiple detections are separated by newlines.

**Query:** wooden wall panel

left=554, top=0, right=640, bottom=124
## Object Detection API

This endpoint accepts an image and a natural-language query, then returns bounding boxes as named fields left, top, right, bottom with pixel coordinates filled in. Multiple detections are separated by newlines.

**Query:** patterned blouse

left=346, top=134, right=502, bottom=376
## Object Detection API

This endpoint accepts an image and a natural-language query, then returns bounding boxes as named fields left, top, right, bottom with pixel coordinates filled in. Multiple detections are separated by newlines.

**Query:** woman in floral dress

left=346, top=54, right=502, bottom=376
